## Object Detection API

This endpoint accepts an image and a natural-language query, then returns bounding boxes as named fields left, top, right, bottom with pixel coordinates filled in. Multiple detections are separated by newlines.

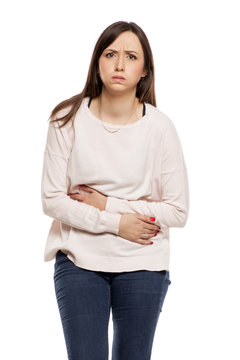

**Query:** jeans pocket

left=54, top=250, right=70, bottom=266
left=155, top=271, right=171, bottom=314
left=165, top=270, right=171, bottom=285
left=152, top=270, right=171, bottom=286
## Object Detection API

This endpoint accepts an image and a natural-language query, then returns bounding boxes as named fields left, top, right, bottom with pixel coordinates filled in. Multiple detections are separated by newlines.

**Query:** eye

left=128, top=54, right=137, bottom=60
left=105, top=52, right=115, bottom=58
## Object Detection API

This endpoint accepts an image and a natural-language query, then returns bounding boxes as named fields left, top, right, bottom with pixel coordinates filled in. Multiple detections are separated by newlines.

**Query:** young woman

left=41, top=21, right=189, bottom=360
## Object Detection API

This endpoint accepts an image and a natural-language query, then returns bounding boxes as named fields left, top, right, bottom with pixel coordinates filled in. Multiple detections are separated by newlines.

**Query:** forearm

left=42, top=193, right=121, bottom=235
left=106, top=168, right=189, bottom=228
left=41, top=149, right=121, bottom=235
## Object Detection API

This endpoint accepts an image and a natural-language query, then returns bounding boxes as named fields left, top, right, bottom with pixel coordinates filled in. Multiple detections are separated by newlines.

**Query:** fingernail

left=150, top=241, right=154, bottom=245
left=67, top=193, right=70, bottom=196
left=154, top=233, right=157, bottom=237
left=150, top=217, right=155, bottom=221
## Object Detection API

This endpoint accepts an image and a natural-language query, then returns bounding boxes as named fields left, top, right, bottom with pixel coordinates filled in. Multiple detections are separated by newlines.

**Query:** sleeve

left=41, top=119, right=122, bottom=235
left=105, top=121, right=189, bottom=228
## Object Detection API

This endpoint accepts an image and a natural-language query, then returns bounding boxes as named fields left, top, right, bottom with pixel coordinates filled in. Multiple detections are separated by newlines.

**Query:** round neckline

left=83, top=96, right=149, bottom=129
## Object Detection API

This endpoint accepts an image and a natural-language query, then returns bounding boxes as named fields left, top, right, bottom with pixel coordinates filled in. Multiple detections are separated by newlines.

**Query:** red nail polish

left=150, top=217, right=155, bottom=221
left=154, top=233, right=157, bottom=237
left=150, top=241, right=154, bottom=244
left=67, top=193, right=70, bottom=196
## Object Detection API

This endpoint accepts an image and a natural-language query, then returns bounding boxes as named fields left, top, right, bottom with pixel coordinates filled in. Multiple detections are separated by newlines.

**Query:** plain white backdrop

left=1, top=0, right=239, bottom=359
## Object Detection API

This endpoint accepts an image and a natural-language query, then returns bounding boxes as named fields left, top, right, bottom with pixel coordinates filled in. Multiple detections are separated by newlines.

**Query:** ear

left=141, top=70, right=148, bottom=78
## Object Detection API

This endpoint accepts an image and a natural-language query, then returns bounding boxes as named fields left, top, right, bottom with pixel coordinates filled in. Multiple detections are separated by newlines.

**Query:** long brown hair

left=49, top=21, right=156, bottom=128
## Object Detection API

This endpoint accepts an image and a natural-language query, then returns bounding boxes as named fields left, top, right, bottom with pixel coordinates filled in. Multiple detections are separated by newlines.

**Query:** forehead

left=107, top=31, right=143, bottom=52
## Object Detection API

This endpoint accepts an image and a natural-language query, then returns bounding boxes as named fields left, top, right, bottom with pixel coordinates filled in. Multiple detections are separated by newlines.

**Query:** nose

left=115, top=53, right=125, bottom=71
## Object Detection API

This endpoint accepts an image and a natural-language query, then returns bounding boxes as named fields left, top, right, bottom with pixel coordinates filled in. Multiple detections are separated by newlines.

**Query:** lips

left=112, top=76, right=126, bottom=80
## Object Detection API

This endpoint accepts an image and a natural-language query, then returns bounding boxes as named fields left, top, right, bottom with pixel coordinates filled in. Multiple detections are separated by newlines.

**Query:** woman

left=41, top=21, right=189, bottom=360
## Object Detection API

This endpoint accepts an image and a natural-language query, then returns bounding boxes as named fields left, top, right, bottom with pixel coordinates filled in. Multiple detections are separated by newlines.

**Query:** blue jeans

left=53, top=250, right=171, bottom=360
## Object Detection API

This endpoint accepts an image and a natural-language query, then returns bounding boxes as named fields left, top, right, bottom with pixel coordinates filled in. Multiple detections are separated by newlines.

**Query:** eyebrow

left=104, top=48, right=140, bottom=55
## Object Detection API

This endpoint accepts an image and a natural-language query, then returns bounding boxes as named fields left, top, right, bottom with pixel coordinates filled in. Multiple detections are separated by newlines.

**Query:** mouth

left=112, top=76, right=126, bottom=81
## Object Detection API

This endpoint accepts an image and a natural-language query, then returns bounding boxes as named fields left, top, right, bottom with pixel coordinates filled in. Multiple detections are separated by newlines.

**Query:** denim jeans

left=53, top=250, right=171, bottom=360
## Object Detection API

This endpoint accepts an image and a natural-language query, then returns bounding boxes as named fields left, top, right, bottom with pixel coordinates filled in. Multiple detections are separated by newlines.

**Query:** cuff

left=100, top=211, right=122, bottom=235
left=105, top=196, right=123, bottom=214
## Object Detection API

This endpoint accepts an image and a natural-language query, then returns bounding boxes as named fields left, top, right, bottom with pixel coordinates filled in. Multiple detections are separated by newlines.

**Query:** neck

left=97, top=88, right=140, bottom=123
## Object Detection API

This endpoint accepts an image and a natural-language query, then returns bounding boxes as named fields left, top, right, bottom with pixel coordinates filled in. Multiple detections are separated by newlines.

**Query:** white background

left=1, top=0, right=239, bottom=359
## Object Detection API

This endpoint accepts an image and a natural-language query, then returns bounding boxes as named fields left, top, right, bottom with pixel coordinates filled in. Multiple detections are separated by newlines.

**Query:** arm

left=41, top=118, right=121, bottom=234
left=105, top=121, right=189, bottom=228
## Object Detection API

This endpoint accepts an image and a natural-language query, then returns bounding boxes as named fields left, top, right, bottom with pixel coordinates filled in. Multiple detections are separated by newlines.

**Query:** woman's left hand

left=67, top=185, right=107, bottom=211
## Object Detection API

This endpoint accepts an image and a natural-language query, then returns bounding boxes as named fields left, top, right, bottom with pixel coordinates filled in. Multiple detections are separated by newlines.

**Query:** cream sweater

left=41, top=96, right=189, bottom=272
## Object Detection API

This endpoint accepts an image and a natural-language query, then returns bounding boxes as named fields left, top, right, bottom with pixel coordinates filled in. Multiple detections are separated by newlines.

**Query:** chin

left=103, top=83, right=137, bottom=95
left=103, top=85, right=127, bottom=95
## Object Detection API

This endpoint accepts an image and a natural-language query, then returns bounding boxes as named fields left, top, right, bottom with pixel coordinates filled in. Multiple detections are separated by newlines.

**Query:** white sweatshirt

left=41, top=96, right=189, bottom=272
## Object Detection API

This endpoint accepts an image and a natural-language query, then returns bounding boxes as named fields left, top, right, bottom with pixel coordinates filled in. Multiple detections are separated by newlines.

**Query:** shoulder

left=47, top=106, right=75, bottom=154
left=146, top=103, right=175, bottom=132
left=51, top=105, right=74, bottom=131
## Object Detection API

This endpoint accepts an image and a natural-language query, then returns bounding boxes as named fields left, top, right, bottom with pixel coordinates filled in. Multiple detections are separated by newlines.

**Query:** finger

left=135, top=238, right=154, bottom=245
left=137, top=214, right=161, bottom=230
left=142, top=231, right=158, bottom=239
left=147, top=224, right=161, bottom=232
left=69, top=195, right=78, bottom=200
left=78, top=185, right=93, bottom=192
left=137, top=214, right=156, bottom=225
left=143, top=227, right=160, bottom=236
left=68, top=194, right=84, bottom=201
left=140, top=221, right=161, bottom=233
left=139, top=232, right=157, bottom=241
left=140, top=228, right=155, bottom=235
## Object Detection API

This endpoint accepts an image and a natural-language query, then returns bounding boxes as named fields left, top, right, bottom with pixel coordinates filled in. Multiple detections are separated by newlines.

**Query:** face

left=98, top=31, right=147, bottom=94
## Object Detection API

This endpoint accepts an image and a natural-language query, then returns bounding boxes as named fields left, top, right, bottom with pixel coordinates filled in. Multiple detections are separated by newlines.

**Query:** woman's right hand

left=118, top=213, right=161, bottom=245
